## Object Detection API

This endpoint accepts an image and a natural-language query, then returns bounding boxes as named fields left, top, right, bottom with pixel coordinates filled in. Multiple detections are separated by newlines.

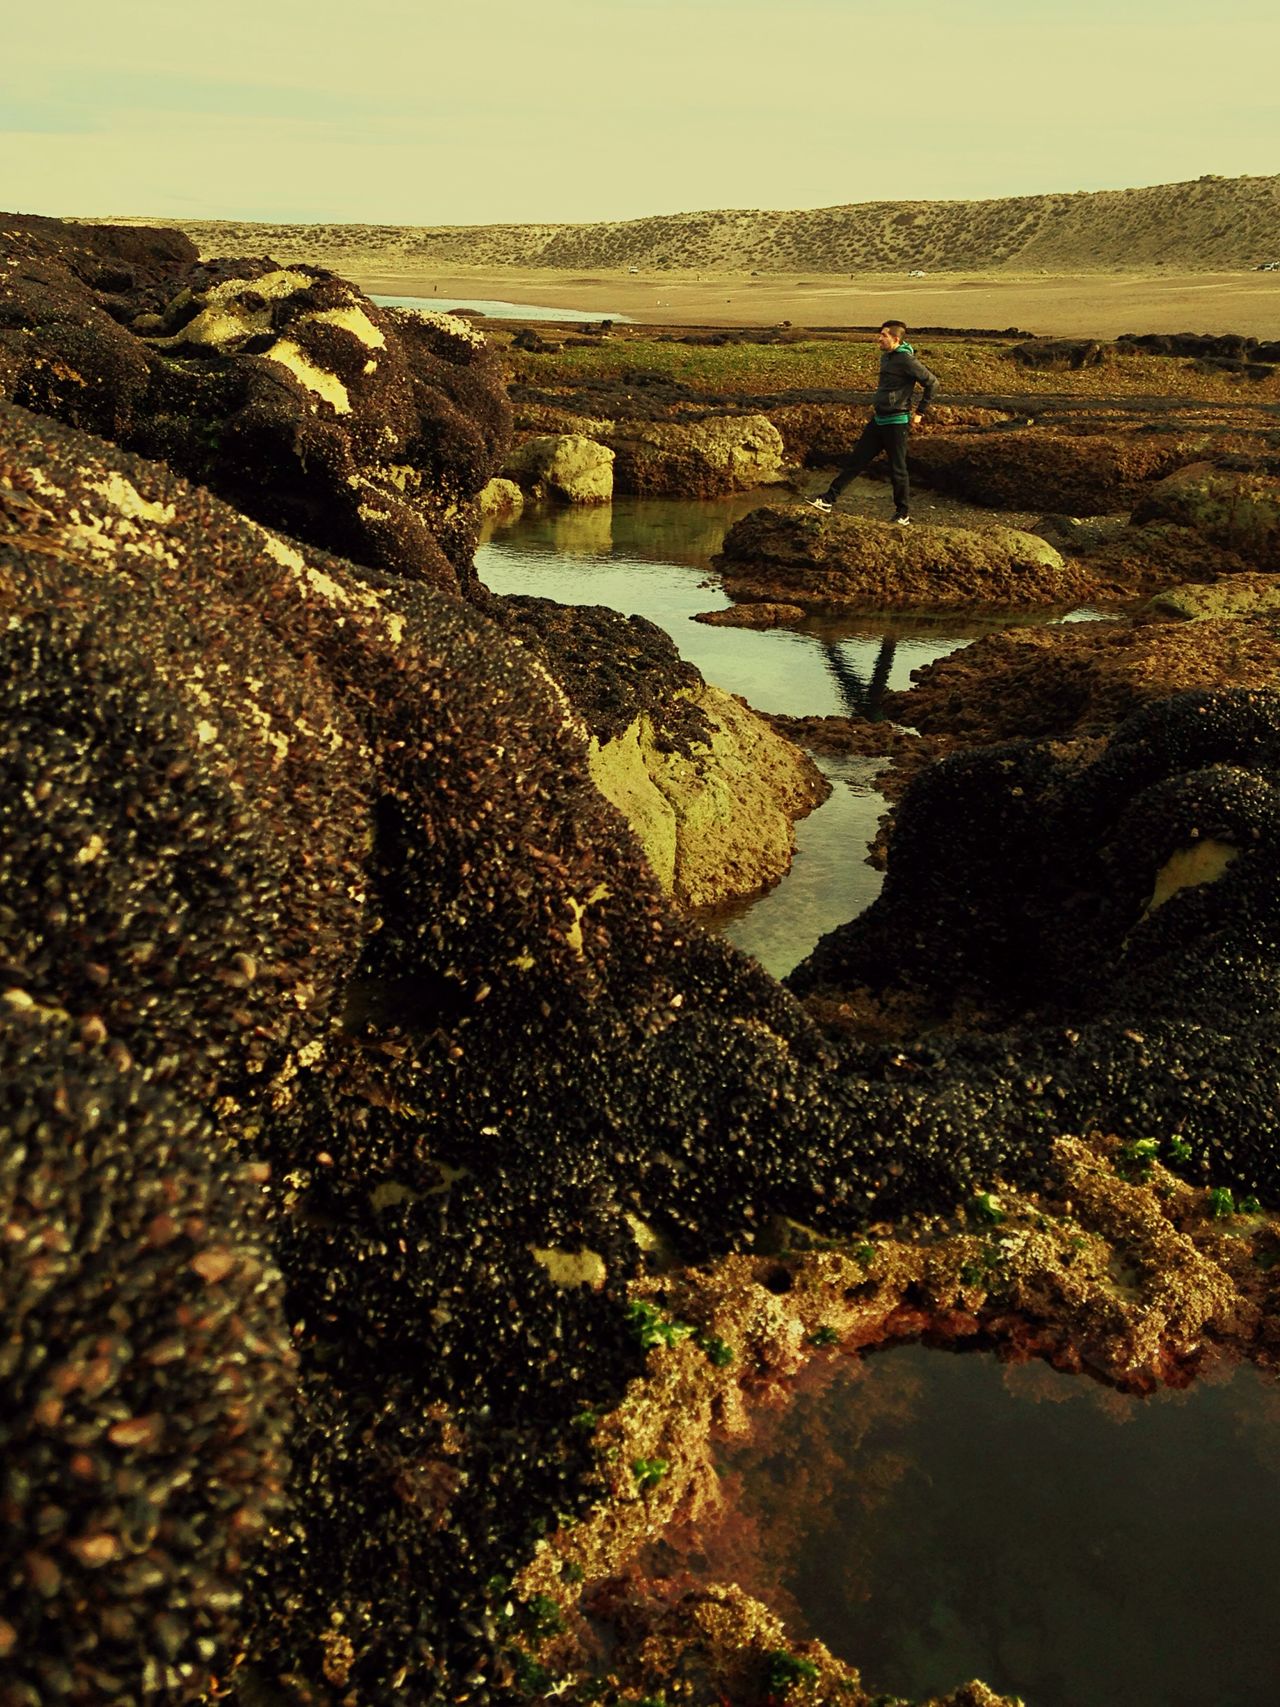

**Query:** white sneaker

left=892, top=514, right=912, bottom=526
left=808, top=497, right=833, bottom=513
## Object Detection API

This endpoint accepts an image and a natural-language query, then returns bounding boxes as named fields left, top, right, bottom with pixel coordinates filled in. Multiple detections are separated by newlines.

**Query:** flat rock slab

left=717, top=504, right=1099, bottom=613
left=693, top=601, right=807, bottom=628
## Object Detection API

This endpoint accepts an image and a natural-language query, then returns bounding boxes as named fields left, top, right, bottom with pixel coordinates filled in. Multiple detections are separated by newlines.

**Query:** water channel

left=477, top=491, right=1085, bottom=977
left=372, top=294, right=631, bottom=323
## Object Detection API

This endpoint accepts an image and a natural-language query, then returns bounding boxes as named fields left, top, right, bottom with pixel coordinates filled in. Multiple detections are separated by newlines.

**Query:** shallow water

left=371, top=293, right=631, bottom=323
left=477, top=493, right=1050, bottom=976
left=676, top=1343, right=1280, bottom=1707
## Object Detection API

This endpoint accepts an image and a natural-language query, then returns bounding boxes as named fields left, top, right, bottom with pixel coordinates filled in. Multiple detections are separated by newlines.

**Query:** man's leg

left=822, top=420, right=884, bottom=502
left=886, top=424, right=911, bottom=517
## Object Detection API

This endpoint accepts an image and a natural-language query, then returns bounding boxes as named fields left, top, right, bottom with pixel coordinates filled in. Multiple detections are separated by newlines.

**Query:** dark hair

left=880, top=319, right=907, bottom=340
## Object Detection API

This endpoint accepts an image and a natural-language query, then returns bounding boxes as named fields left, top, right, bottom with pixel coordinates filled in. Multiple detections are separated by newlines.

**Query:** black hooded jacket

left=873, top=340, right=938, bottom=423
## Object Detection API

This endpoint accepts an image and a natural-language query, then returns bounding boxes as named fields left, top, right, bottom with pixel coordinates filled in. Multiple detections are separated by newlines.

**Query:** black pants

left=823, top=419, right=910, bottom=514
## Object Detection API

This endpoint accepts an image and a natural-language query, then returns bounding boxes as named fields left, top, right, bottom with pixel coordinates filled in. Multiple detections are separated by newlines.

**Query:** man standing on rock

left=809, top=320, right=938, bottom=525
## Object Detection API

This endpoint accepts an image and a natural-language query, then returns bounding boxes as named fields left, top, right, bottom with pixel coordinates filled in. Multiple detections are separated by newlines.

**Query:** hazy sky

left=4, top=0, right=1277, bottom=226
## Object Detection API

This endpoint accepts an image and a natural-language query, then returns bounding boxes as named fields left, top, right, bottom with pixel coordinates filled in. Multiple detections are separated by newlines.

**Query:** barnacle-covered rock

left=907, top=425, right=1206, bottom=515
left=0, top=212, right=511, bottom=593
left=6, top=397, right=1280, bottom=1701
left=1131, top=462, right=1280, bottom=565
left=718, top=504, right=1092, bottom=612
left=790, top=687, right=1280, bottom=1203
left=0, top=1011, right=293, bottom=1706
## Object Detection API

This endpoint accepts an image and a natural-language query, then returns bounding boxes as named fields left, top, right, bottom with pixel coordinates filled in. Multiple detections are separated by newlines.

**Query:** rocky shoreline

left=2, top=213, right=1278, bottom=1707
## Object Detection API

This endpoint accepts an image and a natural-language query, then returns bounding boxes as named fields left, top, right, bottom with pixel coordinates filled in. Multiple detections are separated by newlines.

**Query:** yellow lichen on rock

left=1147, top=839, right=1239, bottom=913
left=85, top=473, right=176, bottom=527
left=306, top=304, right=386, bottom=350
left=261, top=338, right=351, bottom=413
left=529, top=1246, right=608, bottom=1290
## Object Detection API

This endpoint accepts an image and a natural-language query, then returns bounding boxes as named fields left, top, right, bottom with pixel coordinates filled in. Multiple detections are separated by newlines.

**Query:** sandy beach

left=352, top=264, right=1280, bottom=338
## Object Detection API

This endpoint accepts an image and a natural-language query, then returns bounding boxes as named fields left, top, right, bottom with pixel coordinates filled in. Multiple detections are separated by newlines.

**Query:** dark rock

left=1008, top=338, right=1111, bottom=369
left=0, top=1010, right=293, bottom=1706
left=1118, top=330, right=1259, bottom=360
left=908, top=426, right=1208, bottom=515
left=0, top=214, right=512, bottom=595
left=1188, top=355, right=1275, bottom=380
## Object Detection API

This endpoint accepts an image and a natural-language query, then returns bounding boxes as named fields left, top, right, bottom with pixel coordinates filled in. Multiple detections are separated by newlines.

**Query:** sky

left=3, top=0, right=1277, bottom=227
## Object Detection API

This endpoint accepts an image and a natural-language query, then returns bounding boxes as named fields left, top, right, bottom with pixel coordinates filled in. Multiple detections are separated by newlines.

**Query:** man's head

left=878, top=320, right=907, bottom=350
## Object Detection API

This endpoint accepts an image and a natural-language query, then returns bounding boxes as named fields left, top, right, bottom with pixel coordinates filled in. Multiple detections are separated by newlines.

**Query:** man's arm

left=905, top=354, right=938, bottom=415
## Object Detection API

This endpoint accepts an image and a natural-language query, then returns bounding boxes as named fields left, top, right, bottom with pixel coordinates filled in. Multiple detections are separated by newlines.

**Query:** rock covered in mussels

left=0, top=212, right=511, bottom=593
left=0, top=1012, right=293, bottom=1706
left=0, top=403, right=838, bottom=1695
left=6, top=399, right=1280, bottom=1700
left=789, top=687, right=1280, bottom=1204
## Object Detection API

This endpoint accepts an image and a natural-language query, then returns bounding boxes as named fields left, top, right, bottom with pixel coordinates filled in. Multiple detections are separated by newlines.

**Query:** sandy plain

left=353, top=264, right=1280, bottom=338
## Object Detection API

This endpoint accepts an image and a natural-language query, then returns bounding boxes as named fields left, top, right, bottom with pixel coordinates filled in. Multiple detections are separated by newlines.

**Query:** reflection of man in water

left=809, top=321, right=938, bottom=525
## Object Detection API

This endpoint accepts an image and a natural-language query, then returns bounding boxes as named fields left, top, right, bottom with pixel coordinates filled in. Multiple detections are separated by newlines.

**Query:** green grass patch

left=507, top=334, right=1279, bottom=404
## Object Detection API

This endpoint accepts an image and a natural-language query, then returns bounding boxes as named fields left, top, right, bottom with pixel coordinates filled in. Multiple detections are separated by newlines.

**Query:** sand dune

left=106, top=173, right=1280, bottom=275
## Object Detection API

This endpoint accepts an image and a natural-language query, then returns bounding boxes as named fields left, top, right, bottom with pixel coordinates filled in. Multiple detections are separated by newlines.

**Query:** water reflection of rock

left=533, top=498, right=616, bottom=556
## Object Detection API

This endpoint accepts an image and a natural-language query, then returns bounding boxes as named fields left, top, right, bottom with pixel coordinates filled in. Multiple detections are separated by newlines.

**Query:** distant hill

left=107, top=175, right=1280, bottom=274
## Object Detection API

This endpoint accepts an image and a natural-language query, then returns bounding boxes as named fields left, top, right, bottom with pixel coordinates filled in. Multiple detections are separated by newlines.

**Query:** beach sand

left=352, top=265, right=1280, bottom=338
